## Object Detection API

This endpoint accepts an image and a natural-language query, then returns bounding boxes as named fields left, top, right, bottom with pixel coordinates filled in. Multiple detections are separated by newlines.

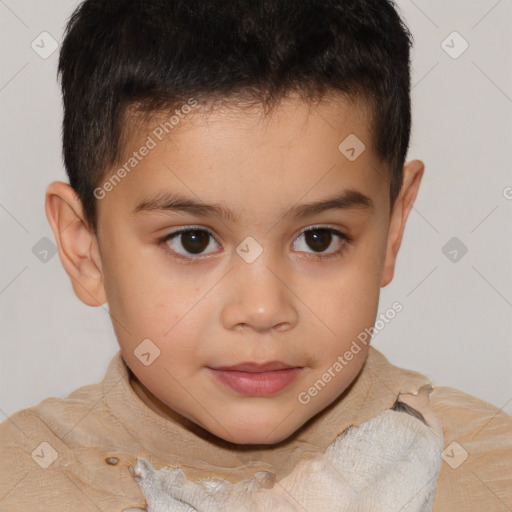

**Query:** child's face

left=51, top=94, right=422, bottom=444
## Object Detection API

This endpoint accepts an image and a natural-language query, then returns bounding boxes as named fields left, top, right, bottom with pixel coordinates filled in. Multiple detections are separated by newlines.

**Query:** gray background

left=1, top=0, right=511, bottom=419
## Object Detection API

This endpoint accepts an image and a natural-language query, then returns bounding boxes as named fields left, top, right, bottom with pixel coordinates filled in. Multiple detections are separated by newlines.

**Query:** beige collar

left=104, top=347, right=431, bottom=481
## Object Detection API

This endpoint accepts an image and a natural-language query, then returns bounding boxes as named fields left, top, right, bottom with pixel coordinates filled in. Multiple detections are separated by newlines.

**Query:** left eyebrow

left=284, top=189, right=374, bottom=220
left=132, top=189, right=373, bottom=222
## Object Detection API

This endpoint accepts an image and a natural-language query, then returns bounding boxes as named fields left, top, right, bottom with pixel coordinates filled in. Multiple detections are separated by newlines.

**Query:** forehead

left=99, top=93, right=388, bottom=224
left=122, top=91, right=374, bottom=158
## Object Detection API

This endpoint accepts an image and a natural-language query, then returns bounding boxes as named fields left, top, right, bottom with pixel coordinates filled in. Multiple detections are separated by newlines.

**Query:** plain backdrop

left=1, top=0, right=511, bottom=420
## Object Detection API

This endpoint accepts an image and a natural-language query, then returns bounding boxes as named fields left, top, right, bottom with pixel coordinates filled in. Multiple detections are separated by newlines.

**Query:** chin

left=225, top=431, right=289, bottom=446
left=210, top=418, right=300, bottom=446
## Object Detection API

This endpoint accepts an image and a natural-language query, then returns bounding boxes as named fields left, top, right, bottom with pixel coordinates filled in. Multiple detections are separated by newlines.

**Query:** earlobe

left=45, top=181, right=107, bottom=306
left=380, top=159, right=424, bottom=288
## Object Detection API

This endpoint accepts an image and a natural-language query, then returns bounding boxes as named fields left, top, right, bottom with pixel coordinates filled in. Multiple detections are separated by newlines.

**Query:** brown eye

left=165, top=228, right=220, bottom=257
left=292, top=227, right=347, bottom=258
left=304, top=229, right=333, bottom=252
left=180, top=230, right=210, bottom=254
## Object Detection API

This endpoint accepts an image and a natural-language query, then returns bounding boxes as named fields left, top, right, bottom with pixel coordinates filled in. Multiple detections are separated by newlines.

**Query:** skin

left=45, top=93, right=424, bottom=445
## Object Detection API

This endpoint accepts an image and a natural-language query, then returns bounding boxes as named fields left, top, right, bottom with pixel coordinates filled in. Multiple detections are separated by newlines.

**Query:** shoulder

left=0, top=365, right=110, bottom=455
left=430, top=385, right=512, bottom=511
left=0, top=352, right=145, bottom=511
left=0, top=392, right=94, bottom=509
left=366, top=350, right=512, bottom=510
left=0, top=377, right=110, bottom=510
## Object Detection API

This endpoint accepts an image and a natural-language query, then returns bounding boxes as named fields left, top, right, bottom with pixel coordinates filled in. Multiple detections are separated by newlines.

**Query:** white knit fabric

left=126, top=407, right=443, bottom=512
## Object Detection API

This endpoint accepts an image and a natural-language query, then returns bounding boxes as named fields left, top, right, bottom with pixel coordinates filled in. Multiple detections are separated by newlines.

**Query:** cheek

left=306, top=259, right=381, bottom=339
left=297, top=240, right=383, bottom=380
left=101, top=236, right=206, bottom=334
left=105, top=267, right=219, bottom=382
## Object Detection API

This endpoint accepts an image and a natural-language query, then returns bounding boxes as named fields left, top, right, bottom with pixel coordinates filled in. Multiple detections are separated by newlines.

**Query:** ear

left=381, top=160, right=424, bottom=287
left=45, top=182, right=106, bottom=306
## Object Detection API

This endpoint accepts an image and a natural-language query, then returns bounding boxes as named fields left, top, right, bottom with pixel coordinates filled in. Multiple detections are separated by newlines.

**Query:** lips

left=208, top=361, right=303, bottom=396
left=212, top=361, right=297, bottom=372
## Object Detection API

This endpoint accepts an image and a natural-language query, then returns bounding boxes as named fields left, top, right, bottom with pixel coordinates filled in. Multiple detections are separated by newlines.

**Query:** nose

left=220, top=255, right=299, bottom=334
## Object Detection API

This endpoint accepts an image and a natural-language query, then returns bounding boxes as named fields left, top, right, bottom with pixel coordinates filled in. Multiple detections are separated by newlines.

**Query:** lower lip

left=208, top=368, right=303, bottom=396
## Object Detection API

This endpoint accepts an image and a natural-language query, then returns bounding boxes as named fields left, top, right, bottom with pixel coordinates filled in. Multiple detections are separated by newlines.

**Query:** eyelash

left=159, top=225, right=351, bottom=264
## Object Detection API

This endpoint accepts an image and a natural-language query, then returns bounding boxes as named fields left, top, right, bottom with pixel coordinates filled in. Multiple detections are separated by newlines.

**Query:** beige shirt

left=1, top=347, right=510, bottom=511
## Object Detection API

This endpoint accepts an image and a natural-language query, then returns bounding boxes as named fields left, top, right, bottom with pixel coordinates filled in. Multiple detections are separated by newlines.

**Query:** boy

left=1, top=0, right=510, bottom=510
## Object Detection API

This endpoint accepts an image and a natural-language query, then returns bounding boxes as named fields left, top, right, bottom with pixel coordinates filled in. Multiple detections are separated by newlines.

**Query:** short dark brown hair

left=58, top=0, right=413, bottom=231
